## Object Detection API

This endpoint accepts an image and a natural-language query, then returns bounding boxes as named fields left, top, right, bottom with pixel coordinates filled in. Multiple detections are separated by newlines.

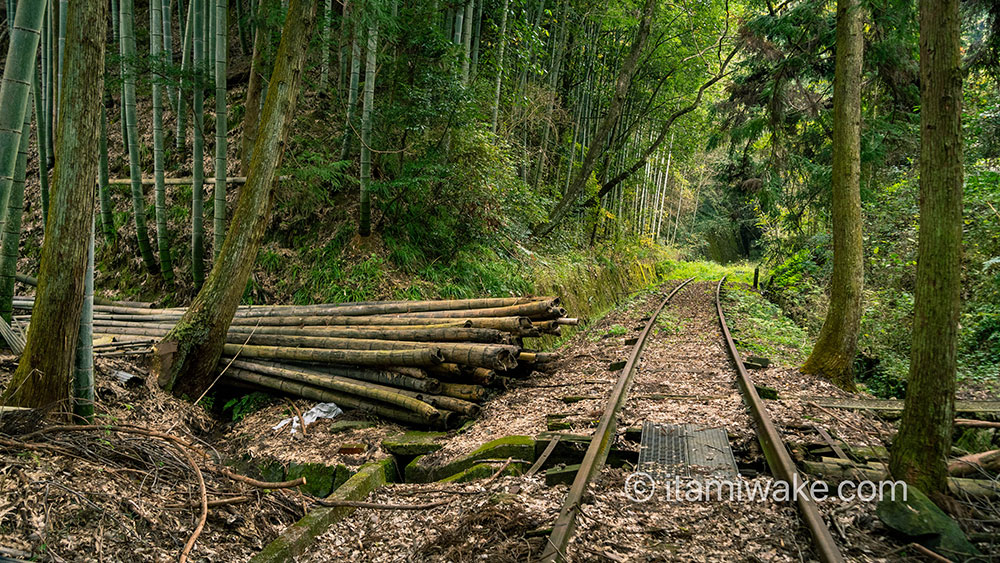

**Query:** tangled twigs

left=177, top=446, right=207, bottom=563
left=21, top=424, right=209, bottom=458
left=213, top=468, right=307, bottom=489
left=8, top=422, right=307, bottom=561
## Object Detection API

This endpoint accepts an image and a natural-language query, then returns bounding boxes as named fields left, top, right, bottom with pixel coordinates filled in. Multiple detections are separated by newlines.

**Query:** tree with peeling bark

left=889, top=0, right=963, bottom=498
left=3, top=0, right=106, bottom=409
left=154, top=0, right=318, bottom=397
left=800, top=0, right=865, bottom=391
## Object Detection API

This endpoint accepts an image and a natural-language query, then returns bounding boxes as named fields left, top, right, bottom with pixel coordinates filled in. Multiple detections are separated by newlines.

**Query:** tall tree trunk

left=206, top=0, right=215, bottom=77
left=535, top=0, right=657, bottom=236
left=0, top=86, right=33, bottom=323
left=460, top=0, right=473, bottom=84
left=470, top=0, right=482, bottom=80
left=2, top=0, right=106, bottom=409
left=490, top=0, right=509, bottom=134
left=358, top=22, right=378, bottom=237
left=176, top=0, right=193, bottom=151
left=800, top=0, right=864, bottom=390
left=154, top=0, right=317, bottom=397
left=320, top=0, right=331, bottom=91
left=241, top=0, right=273, bottom=173
left=33, top=60, right=49, bottom=226
left=340, top=18, right=360, bottom=161
left=121, top=0, right=159, bottom=273
left=0, top=0, right=46, bottom=217
left=74, top=216, right=95, bottom=422
left=41, top=0, right=52, bottom=166
left=192, top=0, right=206, bottom=287
left=98, top=103, right=114, bottom=242
left=152, top=0, right=175, bottom=282
left=214, top=0, right=228, bottom=259
left=889, top=0, right=963, bottom=497
left=57, top=0, right=66, bottom=118
left=162, top=0, right=176, bottom=113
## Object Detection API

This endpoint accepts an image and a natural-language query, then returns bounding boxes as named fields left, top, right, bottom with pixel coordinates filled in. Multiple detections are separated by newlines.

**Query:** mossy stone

left=877, top=486, right=980, bottom=559
left=382, top=430, right=447, bottom=456
left=406, top=435, right=535, bottom=483
left=286, top=463, right=352, bottom=497
left=440, top=461, right=526, bottom=483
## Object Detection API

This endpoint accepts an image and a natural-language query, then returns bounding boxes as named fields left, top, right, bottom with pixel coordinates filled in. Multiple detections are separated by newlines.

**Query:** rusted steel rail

left=716, top=276, right=844, bottom=563
left=539, top=277, right=694, bottom=562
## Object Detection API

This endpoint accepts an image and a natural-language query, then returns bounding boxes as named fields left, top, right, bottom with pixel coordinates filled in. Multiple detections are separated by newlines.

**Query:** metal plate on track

left=637, top=421, right=738, bottom=482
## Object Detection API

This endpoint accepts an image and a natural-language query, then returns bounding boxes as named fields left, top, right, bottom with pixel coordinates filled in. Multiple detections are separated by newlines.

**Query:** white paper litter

left=272, top=402, right=343, bottom=434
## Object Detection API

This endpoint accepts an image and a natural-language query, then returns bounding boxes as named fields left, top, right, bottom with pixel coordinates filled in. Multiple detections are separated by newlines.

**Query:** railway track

left=539, top=277, right=845, bottom=562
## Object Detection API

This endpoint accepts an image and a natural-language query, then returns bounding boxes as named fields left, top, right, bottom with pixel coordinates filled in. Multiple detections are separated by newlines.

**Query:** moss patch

left=405, top=435, right=536, bottom=483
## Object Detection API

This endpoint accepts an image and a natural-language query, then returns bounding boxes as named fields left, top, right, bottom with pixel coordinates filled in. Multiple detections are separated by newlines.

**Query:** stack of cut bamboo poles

left=12, top=296, right=575, bottom=428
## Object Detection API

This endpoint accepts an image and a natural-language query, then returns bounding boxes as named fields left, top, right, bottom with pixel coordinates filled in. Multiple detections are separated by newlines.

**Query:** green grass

left=656, top=259, right=758, bottom=285
left=605, top=324, right=627, bottom=337
left=655, top=310, right=684, bottom=336
left=722, top=283, right=811, bottom=366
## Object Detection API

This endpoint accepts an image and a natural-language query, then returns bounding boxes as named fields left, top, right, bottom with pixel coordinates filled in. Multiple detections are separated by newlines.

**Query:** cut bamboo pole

left=221, top=344, right=444, bottom=367
left=438, top=382, right=487, bottom=402
left=229, top=360, right=439, bottom=420
left=225, top=367, right=447, bottom=427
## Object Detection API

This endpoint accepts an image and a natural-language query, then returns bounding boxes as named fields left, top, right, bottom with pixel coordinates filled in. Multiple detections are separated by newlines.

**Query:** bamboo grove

left=0, top=0, right=740, bottom=303
left=0, top=0, right=741, bottom=404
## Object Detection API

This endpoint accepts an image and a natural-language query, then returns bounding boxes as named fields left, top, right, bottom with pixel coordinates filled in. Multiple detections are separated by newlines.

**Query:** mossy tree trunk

left=3, top=0, right=106, bottom=409
left=358, top=22, right=377, bottom=237
left=214, top=0, right=228, bottom=259
left=889, top=0, right=963, bottom=497
left=154, top=0, right=317, bottom=397
left=151, top=0, right=175, bottom=282
left=121, top=0, right=159, bottom=274
left=800, top=0, right=864, bottom=391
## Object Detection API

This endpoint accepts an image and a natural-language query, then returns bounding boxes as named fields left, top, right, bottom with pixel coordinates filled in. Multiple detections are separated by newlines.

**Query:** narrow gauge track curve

left=540, top=277, right=845, bottom=563
left=540, top=277, right=695, bottom=562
